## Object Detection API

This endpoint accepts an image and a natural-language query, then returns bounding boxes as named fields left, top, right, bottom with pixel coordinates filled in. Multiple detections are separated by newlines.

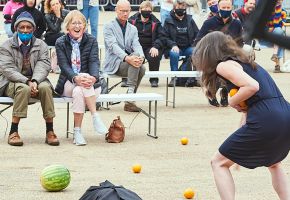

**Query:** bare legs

left=211, top=152, right=235, bottom=200
left=211, top=152, right=290, bottom=200
left=268, top=163, right=290, bottom=200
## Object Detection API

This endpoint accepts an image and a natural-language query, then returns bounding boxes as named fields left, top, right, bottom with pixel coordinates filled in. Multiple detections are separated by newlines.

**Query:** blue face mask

left=219, top=9, right=232, bottom=18
left=18, top=32, right=33, bottom=43
left=209, top=4, right=219, bottom=13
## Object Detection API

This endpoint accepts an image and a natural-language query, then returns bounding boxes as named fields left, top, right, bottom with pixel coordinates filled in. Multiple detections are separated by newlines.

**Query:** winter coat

left=128, top=12, right=166, bottom=50
left=11, top=0, right=46, bottom=38
left=0, top=34, right=51, bottom=96
left=163, top=10, right=199, bottom=55
left=55, top=33, right=101, bottom=95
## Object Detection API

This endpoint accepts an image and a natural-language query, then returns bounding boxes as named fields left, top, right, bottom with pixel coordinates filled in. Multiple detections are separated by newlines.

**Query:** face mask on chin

left=209, top=4, right=219, bottom=13
left=175, top=8, right=186, bottom=17
left=18, top=32, right=33, bottom=43
left=141, top=10, right=151, bottom=19
left=219, top=9, right=232, bottom=18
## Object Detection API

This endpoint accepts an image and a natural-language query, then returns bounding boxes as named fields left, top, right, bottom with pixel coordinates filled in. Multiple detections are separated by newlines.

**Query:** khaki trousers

left=5, top=81, right=55, bottom=118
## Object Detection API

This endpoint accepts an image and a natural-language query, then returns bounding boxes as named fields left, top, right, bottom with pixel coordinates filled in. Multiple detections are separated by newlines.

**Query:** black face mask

left=175, top=9, right=186, bottom=17
left=141, top=10, right=151, bottom=19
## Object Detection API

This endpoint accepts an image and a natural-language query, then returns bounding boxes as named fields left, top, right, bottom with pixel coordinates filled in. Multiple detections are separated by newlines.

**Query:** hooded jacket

left=128, top=12, right=166, bottom=50
left=55, top=33, right=101, bottom=95
left=11, top=0, right=46, bottom=38
left=163, top=10, right=199, bottom=53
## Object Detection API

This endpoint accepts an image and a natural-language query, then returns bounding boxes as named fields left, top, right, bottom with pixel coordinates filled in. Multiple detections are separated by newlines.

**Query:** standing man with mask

left=128, top=1, right=165, bottom=88
left=163, top=0, right=199, bottom=85
left=11, top=0, right=46, bottom=38
left=0, top=11, right=59, bottom=146
left=194, top=0, right=243, bottom=107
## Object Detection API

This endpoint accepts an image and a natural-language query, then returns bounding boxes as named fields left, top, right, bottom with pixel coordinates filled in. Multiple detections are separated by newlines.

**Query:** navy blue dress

left=219, top=61, right=290, bottom=169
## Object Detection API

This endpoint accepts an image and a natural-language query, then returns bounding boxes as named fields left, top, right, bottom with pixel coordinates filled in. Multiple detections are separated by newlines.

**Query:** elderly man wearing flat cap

left=0, top=11, right=59, bottom=146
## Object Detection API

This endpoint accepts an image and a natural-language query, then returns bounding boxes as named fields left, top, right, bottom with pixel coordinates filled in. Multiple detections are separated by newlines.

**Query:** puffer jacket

left=0, top=34, right=51, bottom=96
left=55, top=32, right=101, bottom=95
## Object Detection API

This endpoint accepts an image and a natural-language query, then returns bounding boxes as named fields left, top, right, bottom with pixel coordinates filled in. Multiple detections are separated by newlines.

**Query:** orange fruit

left=229, top=88, right=248, bottom=110
left=183, top=188, right=195, bottom=199
left=132, top=164, right=142, bottom=173
left=180, top=137, right=189, bottom=145
left=229, top=88, right=238, bottom=97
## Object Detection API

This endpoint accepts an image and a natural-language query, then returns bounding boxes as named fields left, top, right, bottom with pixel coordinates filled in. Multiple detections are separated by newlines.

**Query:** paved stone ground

left=0, top=11, right=290, bottom=200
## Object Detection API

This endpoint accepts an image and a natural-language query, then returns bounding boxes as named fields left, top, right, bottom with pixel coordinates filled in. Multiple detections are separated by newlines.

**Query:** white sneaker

left=73, top=128, right=87, bottom=146
left=92, top=114, right=108, bottom=135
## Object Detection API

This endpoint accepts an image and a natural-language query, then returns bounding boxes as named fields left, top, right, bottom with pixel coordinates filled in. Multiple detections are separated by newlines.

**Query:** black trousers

left=143, top=47, right=162, bottom=83
left=44, top=32, right=64, bottom=46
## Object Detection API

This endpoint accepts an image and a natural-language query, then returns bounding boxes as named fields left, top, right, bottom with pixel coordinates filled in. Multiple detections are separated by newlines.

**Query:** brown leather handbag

left=105, top=116, right=125, bottom=143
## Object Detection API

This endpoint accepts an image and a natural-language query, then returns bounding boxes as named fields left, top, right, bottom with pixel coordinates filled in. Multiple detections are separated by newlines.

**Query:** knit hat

left=14, top=11, right=36, bottom=29
left=244, top=0, right=248, bottom=3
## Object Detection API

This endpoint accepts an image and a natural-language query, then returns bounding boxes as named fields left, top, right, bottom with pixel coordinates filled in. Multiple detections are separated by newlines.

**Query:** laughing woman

left=55, top=10, right=107, bottom=146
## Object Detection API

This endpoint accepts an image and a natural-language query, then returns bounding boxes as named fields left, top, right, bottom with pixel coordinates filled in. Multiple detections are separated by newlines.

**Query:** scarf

left=70, top=36, right=81, bottom=74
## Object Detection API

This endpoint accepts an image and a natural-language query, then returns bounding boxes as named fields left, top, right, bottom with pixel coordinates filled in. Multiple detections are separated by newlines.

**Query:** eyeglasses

left=71, top=22, right=84, bottom=27
left=119, top=9, right=130, bottom=13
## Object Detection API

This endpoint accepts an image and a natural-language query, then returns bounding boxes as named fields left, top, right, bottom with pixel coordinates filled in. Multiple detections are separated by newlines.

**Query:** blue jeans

left=4, top=23, right=13, bottom=38
left=260, top=27, right=284, bottom=59
left=160, top=8, right=170, bottom=26
left=169, top=47, right=193, bottom=71
left=80, top=0, right=99, bottom=38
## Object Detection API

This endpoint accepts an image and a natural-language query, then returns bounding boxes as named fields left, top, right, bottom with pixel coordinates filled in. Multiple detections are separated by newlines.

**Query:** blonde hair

left=62, top=10, right=87, bottom=33
left=44, top=0, right=64, bottom=14
left=139, top=1, right=153, bottom=10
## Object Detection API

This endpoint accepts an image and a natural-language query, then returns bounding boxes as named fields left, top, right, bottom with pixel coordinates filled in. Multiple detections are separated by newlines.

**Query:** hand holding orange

left=229, top=88, right=248, bottom=110
left=132, top=164, right=142, bottom=173
left=183, top=188, right=195, bottom=199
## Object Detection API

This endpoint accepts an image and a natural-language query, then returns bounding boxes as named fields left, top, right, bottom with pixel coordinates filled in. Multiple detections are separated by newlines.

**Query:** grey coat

left=0, top=35, right=51, bottom=96
left=102, top=19, right=144, bottom=74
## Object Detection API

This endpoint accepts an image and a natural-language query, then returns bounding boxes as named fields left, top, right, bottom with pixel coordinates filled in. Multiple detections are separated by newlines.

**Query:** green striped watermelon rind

left=40, top=165, right=71, bottom=192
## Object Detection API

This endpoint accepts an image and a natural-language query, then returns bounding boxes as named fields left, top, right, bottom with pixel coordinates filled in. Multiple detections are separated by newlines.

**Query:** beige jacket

left=0, top=34, right=51, bottom=96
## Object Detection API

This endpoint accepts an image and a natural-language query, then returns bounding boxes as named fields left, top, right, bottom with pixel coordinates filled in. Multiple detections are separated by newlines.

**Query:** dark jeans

left=143, top=47, right=162, bottom=83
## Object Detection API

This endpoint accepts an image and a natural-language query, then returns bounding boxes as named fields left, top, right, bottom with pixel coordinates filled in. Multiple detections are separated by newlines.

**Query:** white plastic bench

left=102, top=71, right=201, bottom=108
left=0, top=93, right=163, bottom=139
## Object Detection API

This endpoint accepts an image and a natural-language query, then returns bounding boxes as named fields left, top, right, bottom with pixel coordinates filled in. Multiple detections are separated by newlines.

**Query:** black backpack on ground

left=79, top=180, right=142, bottom=200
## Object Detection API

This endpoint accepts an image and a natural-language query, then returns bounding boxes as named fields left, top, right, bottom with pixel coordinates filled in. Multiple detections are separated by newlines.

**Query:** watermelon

left=40, top=164, right=71, bottom=192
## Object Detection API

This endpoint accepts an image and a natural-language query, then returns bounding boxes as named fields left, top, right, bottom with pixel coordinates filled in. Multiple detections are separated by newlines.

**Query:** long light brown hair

left=192, top=31, right=256, bottom=99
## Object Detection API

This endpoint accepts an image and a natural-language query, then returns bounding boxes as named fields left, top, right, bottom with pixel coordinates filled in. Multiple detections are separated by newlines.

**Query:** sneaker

left=150, top=81, right=158, bottom=88
left=121, top=78, right=128, bottom=87
left=73, top=128, right=86, bottom=146
left=208, top=98, right=220, bottom=107
left=45, top=131, right=60, bottom=146
left=271, top=54, right=279, bottom=63
left=92, top=114, right=108, bottom=135
left=274, top=65, right=281, bottom=73
left=8, top=132, right=23, bottom=146
left=124, top=102, right=141, bottom=112
left=220, top=87, right=229, bottom=107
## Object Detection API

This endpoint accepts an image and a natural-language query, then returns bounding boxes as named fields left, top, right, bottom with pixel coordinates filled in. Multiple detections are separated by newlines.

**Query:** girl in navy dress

left=193, top=31, right=290, bottom=199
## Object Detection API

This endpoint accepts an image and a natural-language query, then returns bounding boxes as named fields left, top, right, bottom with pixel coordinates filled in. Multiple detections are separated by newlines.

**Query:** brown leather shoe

left=8, top=132, right=23, bottom=146
left=124, top=102, right=141, bottom=112
left=45, top=131, right=60, bottom=146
